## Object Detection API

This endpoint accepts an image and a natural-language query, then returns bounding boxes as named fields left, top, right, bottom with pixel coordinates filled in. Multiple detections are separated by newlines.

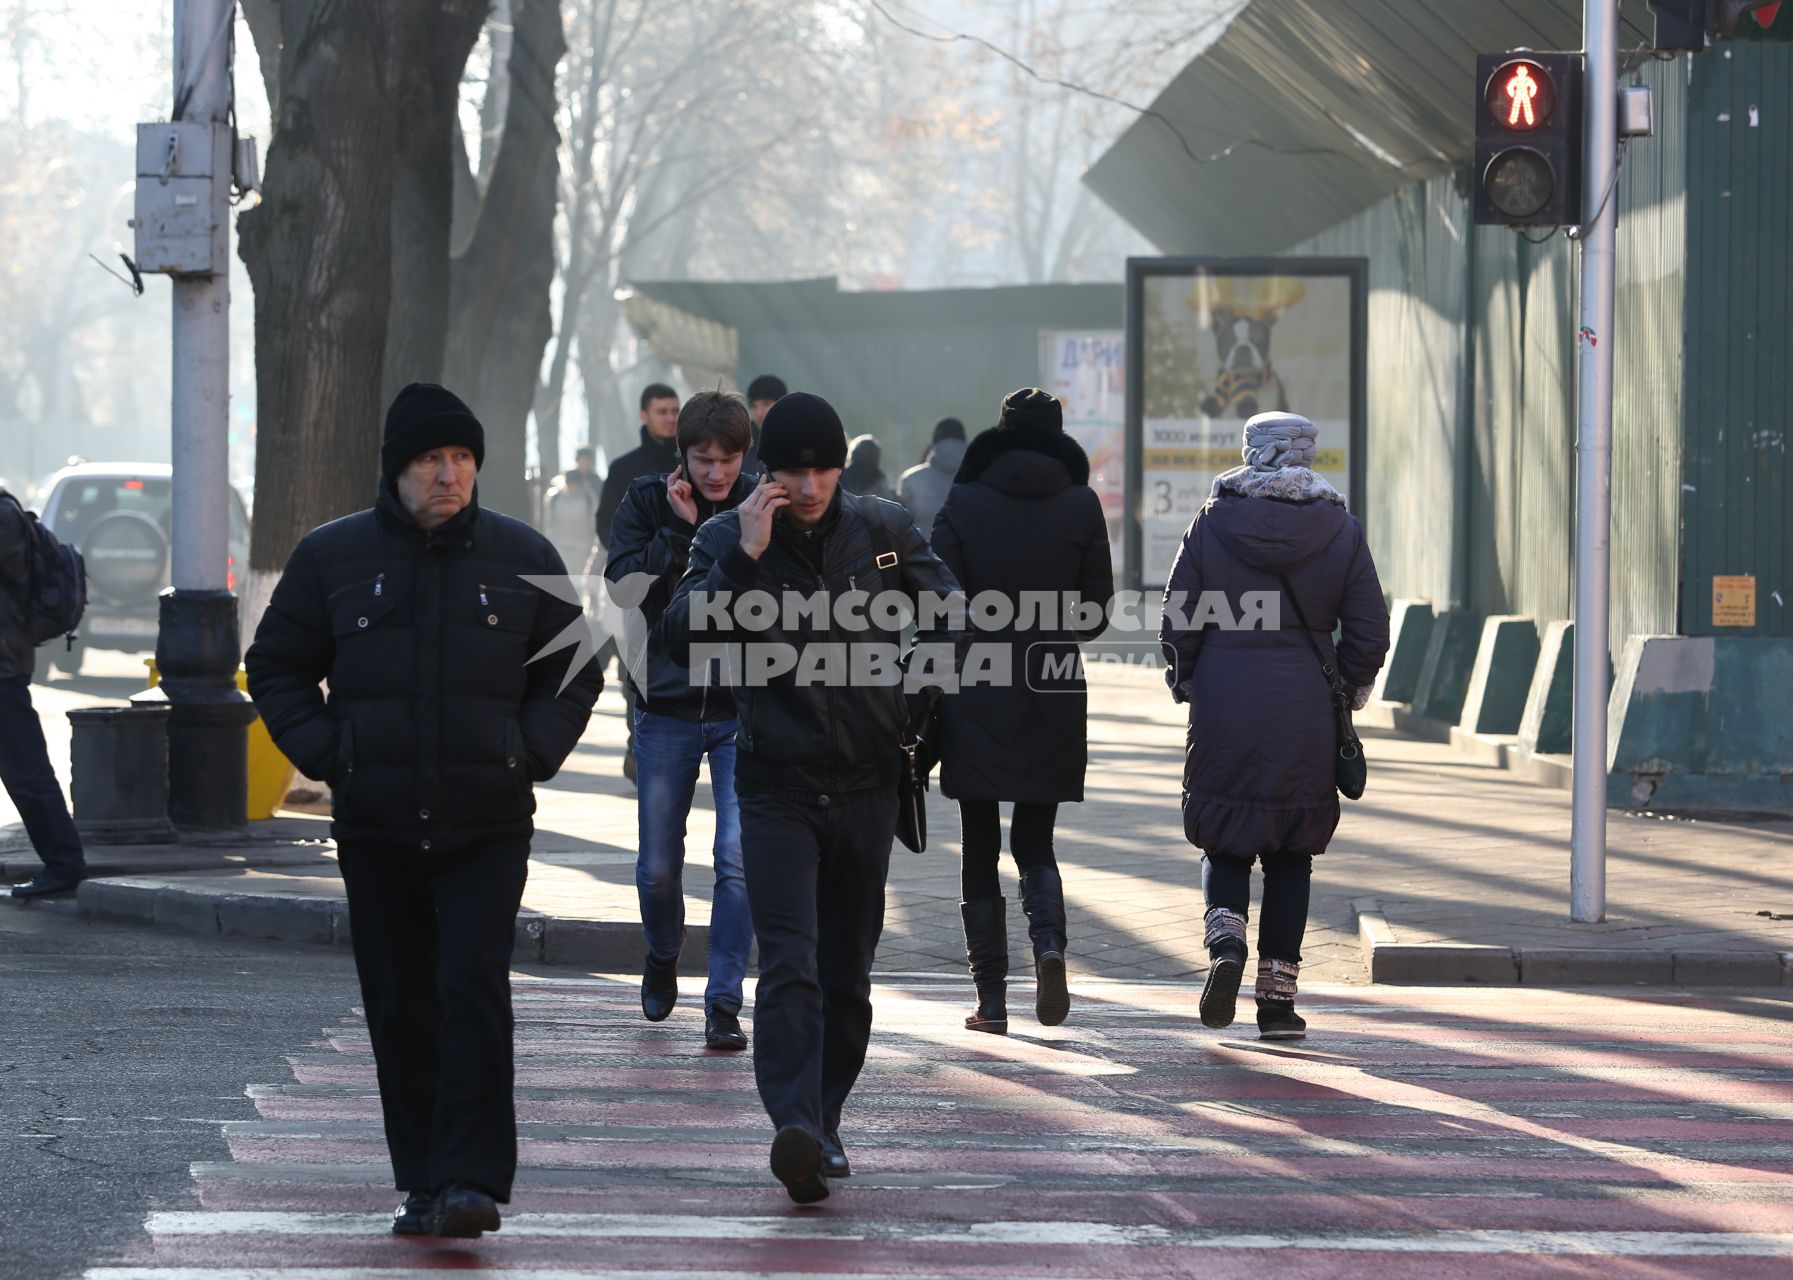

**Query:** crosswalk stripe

left=89, top=982, right=1793, bottom=1276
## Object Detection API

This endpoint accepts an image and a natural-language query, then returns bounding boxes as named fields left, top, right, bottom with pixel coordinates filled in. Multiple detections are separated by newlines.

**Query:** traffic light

left=1473, top=52, right=1584, bottom=228
left=1649, top=1, right=1785, bottom=51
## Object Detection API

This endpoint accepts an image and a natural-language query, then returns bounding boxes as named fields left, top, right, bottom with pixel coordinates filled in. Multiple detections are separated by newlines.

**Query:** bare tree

left=238, top=1, right=395, bottom=612
left=444, top=0, right=567, bottom=521
left=382, top=0, right=487, bottom=406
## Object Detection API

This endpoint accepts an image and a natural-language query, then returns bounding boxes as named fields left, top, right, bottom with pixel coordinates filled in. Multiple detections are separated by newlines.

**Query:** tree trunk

left=445, top=0, right=567, bottom=522
left=381, top=1, right=486, bottom=407
left=238, top=1, right=395, bottom=601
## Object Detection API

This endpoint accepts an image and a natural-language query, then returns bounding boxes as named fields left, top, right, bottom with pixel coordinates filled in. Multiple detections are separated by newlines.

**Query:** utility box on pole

left=131, top=122, right=231, bottom=276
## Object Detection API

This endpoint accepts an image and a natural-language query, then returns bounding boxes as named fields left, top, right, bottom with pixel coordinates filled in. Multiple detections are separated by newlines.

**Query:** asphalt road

left=0, top=899, right=358, bottom=1280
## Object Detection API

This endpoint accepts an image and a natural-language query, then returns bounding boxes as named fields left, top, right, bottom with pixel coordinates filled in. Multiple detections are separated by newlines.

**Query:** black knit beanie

left=997, top=387, right=1063, bottom=433
left=757, top=392, right=848, bottom=471
left=382, top=383, right=485, bottom=485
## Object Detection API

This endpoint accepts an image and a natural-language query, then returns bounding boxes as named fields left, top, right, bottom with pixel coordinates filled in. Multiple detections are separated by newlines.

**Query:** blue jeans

left=634, top=709, right=751, bottom=1014
left=0, top=675, right=86, bottom=881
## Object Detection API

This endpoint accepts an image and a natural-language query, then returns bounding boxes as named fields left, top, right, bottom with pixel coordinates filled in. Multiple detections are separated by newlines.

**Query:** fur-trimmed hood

left=954, top=424, right=1090, bottom=488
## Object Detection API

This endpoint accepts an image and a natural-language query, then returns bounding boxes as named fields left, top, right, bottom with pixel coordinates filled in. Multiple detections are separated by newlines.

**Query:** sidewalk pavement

left=6, top=662, right=1792, bottom=987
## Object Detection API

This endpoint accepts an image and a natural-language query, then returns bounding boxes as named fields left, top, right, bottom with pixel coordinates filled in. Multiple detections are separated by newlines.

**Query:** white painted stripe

left=90, top=1271, right=974, bottom=1280
left=138, top=1213, right=1793, bottom=1257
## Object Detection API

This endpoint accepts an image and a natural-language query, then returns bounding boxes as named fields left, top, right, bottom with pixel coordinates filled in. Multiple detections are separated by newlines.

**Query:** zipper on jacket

left=478, top=583, right=489, bottom=608
left=374, top=572, right=385, bottom=598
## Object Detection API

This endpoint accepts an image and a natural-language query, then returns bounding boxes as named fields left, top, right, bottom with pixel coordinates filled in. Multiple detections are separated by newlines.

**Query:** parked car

left=33, top=462, right=250, bottom=676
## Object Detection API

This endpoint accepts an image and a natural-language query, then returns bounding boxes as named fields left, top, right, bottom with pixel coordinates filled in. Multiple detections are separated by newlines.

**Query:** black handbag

left=1278, top=574, right=1366, bottom=801
left=866, top=515, right=938, bottom=852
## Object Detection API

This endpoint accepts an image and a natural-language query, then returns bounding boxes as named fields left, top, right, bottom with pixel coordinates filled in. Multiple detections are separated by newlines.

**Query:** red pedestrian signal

left=1487, top=61, right=1556, bottom=130
left=1473, top=52, right=1583, bottom=229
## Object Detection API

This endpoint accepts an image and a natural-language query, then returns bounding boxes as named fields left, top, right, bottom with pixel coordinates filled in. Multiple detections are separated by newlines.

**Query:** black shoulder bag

left=1278, top=574, right=1366, bottom=800
left=865, top=512, right=937, bottom=852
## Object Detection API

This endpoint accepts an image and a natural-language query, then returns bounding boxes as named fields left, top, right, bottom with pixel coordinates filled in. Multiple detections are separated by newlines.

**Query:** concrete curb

left=1351, top=897, right=1791, bottom=987
left=78, top=876, right=712, bottom=975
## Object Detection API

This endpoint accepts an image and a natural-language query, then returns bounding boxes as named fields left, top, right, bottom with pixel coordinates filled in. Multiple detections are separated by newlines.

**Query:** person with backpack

left=0, top=489, right=88, bottom=897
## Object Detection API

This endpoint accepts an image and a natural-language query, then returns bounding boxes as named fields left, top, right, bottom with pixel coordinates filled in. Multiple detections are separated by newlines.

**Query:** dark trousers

left=337, top=837, right=529, bottom=1201
left=958, top=799, right=1058, bottom=901
left=0, top=675, right=85, bottom=880
left=739, top=786, right=896, bottom=1140
left=1202, top=852, right=1314, bottom=964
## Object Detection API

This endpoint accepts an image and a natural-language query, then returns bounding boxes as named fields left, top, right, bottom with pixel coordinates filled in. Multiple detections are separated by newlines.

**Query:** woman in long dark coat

left=932, top=388, right=1114, bottom=1034
left=1159, top=412, right=1388, bottom=1040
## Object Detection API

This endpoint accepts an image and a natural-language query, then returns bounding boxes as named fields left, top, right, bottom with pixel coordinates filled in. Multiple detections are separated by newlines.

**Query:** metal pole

left=138, top=0, right=256, bottom=834
left=171, top=0, right=232, bottom=593
left=1570, top=0, right=1617, bottom=922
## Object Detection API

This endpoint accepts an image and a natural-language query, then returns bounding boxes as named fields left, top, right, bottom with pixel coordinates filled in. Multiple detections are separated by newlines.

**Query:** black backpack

left=2, top=490, right=86, bottom=647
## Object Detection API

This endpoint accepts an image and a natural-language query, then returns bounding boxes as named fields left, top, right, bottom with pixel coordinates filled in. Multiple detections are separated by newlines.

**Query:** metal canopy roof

left=626, top=277, right=1122, bottom=332
left=1083, top=0, right=1656, bottom=255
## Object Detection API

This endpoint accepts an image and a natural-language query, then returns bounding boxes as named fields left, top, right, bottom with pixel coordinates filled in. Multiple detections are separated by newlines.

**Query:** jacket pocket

left=503, top=717, right=530, bottom=795
left=327, top=574, right=400, bottom=637
left=331, top=721, right=357, bottom=814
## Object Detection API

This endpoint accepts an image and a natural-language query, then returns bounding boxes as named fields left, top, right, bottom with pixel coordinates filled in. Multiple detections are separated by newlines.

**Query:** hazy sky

left=5, top=2, right=270, bottom=139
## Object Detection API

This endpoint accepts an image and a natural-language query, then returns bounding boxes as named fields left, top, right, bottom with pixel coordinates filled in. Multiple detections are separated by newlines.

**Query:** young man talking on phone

left=661, top=392, right=963, bottom=1203
left=605, top=390, right=758, bottom=1051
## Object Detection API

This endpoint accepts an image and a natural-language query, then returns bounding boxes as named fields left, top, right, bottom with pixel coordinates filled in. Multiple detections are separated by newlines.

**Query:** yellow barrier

left=145, top=660, right=297, bottom=821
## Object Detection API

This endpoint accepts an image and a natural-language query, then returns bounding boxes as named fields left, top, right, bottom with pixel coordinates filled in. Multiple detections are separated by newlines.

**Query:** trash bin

left=145, top=659, right=296, bottom=821
left=67, top=704, right=178, bottom=844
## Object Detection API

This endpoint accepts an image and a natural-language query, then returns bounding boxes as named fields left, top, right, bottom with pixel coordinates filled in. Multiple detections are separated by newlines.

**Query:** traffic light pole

left=1570, top=0, right=1618, bottom=922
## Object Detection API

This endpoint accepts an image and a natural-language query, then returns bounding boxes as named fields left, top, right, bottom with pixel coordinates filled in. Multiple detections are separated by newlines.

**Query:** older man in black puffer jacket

left=246, top=384, right=602, bottom=1241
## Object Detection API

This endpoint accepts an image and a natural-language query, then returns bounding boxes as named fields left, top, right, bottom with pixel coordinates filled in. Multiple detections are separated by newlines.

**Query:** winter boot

left=1255, top=959, right=1306, bottom=1040
left=1200, top=907, right=1249, bottom=1029
left=1019, top=865, right=1070, bottom=1027
left=959, top=896, right=1009, bottom=1035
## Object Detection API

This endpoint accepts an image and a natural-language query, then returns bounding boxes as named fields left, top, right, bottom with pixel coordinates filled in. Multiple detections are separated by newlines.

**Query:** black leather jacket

left=661, top=488, right=964, bottom=797
left=603, top=469, right=755, bottom=721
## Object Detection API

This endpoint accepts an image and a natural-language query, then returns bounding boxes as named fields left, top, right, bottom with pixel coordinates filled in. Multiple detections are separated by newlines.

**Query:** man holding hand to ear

left=604, top=390, right=758, bottom=1051
left=660, top=391, right=964, bottom=1203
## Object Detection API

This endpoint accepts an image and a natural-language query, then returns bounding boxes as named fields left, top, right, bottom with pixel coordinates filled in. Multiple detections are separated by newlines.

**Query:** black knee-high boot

left=959, top=897, right=1008, bottom=1035
left=1019, top=866, right=1069, bottom=1027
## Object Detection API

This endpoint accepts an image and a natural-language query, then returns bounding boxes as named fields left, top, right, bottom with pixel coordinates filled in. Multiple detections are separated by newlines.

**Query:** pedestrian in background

left=1159, top=411, right=1387, bottom=1041
left=841, top=433, right=895, bottom=502
left=605, top=390, right=757, bottom=1052
left=592, top=383, right=682, bottom=784
left=542, top=450, right=598, bottom=579
left=661, top=391, right=962, bottom=1203
left=247, top=383, right=603, bottom=1239
left=931, top=389, right=1112, bottom=1034
left=0, top=489, right=87, bottom=898
left=898, top=417, right=966, bottom=545
left=743, top=374, right=787, bottom=472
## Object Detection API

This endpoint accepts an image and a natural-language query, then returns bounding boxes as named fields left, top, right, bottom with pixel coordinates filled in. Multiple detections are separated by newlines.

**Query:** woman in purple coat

left=1159, top=413, right=1388, bottom=1039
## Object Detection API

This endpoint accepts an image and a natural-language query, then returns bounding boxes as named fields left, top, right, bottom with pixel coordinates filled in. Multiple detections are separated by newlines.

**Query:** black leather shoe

left=391, top=1191, right=435, bottom=1236
left=432, top=1183, right=500, bottom=1238
left=641, top=954, right=678, bottom=1022
left=11, top=874, right=83, bottom=899
left=769, top=1125, right=829, bottom=1204
left=705, top=1008, right=748, bottom=1051
left=821, top=1130, right=851, bottom=1178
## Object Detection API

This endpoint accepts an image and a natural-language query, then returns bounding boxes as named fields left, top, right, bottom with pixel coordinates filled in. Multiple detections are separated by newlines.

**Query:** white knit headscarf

left=1211, top=411, right=1343, bottom=506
